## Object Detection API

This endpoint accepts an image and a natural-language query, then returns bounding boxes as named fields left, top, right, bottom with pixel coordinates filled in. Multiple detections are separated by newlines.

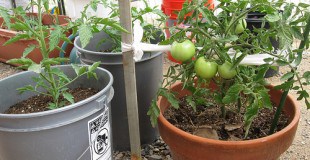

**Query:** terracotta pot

left=158, top=81, right=300, bottom=160
left=0, top=14, right=73, bottom=65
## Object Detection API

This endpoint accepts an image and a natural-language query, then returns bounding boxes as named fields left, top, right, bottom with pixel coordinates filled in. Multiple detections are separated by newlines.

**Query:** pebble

left=153, top=148, right=160, bottom=152
left=166, top=155, right=173, bottom=160
left=163, top=150, right=170, bottom=155
left=115, top=153, right=124, bottom=159
left=148, top=155, right=162, bottom=160
left=113, top=137, right=171, bottom=159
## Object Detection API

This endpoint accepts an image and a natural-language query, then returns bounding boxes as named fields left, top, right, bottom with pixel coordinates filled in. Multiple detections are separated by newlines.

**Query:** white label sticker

left=88, top=107, right=111, bottom=160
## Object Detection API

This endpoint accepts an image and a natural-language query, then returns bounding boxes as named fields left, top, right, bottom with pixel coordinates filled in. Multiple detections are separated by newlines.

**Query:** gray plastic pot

left=0, top=65, right=114, bottom=160
left=74, top=31, right=163, bottom=151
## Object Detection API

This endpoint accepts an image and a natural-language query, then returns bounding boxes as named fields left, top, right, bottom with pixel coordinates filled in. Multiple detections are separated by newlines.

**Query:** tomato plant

left=0, top=0, right=103, bottom=109
left=194, top=57, right=218, bottom=79
left=149, top=0, right=310, bottom=140
left=171, top=40, right=195, bottom=62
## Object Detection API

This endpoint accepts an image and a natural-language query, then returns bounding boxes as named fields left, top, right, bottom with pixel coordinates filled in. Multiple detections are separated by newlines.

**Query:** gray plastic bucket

left=74, top=31, right=163, bottom=151
left=0, top=65, right=114, bottom=160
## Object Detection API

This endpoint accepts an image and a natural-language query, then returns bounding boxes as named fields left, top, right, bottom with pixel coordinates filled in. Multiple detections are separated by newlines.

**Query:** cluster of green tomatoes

left=170, top=40, right=237, bottom=80
left=170, top=19, right=247, bottom=80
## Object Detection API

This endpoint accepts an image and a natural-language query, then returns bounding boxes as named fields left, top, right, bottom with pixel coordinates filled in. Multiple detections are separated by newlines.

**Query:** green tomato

left=235, top=19, right=247, bottom=34
left=218, top=61, right=237, bottom=79
left=194, top=57, right=218, bottom=79
left=171, top=40, right=195, bottom=62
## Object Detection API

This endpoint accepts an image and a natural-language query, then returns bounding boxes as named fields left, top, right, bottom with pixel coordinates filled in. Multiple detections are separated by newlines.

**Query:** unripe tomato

left=194, top=57, right=218, bottom=79
left=171, top=40, right=195, bottom=62
left=218, top=61, right=237, bottom=79
left=235, top=19, right=247, bottom=34
left=167, top=51, right=182, bottom=64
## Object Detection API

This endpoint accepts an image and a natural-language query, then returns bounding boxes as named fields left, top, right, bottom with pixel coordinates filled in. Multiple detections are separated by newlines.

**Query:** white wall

left=0, top=0, right=29, bottom=9
left=65, top=0, right=111, bottom=20
left=64, top=0, right=163, bottom=20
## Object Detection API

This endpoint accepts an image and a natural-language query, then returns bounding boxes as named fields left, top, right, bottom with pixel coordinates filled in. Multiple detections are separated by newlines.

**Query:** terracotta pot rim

left=158, top=81, right=300, bottom=146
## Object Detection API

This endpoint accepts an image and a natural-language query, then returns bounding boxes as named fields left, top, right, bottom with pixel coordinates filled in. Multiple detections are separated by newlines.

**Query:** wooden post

left=118, top=0, right=142, bottom=159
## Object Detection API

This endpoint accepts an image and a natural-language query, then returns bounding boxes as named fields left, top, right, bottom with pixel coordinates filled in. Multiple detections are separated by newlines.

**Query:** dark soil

left=164, top=97, right=289, bottom=141
left=4, top=87, right=98, bottom=114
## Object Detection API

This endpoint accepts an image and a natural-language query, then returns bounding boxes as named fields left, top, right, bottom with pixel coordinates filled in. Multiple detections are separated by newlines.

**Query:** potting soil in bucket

left=0, top=65, right=114, bottom=160
left=74, top=31, right=163, bottom=151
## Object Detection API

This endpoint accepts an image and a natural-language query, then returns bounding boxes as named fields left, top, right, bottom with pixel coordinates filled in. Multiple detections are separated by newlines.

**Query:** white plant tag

left=88, top=106, right=111, bottom=160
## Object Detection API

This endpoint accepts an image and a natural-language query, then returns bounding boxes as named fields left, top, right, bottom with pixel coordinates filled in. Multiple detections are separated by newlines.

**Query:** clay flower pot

left=0, top=14, right=73, bottom=65
left=158, top=81, right=300, bottom=160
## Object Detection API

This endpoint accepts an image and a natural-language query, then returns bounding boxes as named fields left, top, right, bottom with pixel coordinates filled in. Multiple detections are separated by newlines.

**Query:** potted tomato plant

left=0, top=0, right=115, bottom=159
left=148, top=0, right=310, bottom=159
left=0, top=4, right=73, bottom=65
left=73, top=0, right=167, bottom=151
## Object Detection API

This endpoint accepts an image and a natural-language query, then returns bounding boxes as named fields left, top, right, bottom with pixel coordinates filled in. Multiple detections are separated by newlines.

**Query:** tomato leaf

left=265, top=13, right=280, bottom=22
left=274, top=80, right=294, bottom=91
left=0, top=7, right=11, bottom=29
left=297, top=90, right=309, bottom=101
left=147, top=100, right=160, bottom=127
left=255, top=64, right=270, bottom=81
left=88, top=61, right=100, bottom=72
left=303, top=71, right=310, bottom=82
left=23, top=45, right=36, bottom=58
left=49, top=26, right=62, bottom=51
left=186, top=96, right=196, bottom=112
left=79, top=24, right=93, bottom=48
left=244, top=99, right=259, bottom=138
left=63, top=92, right=74, bottom=104
left=223, top=84, right=244, bottom=104
left=48, top=103, right=57, bottom=110
left=3, top=34, right=30, bottom=46
left=291, top=26, right=304, bottom=41
left=28, top=63, right=41, bottom=73
left=10, top=22, right=28, bottom=31
left=159, top=89, right=179, bottom=109
left=17, top=85, right=35, bottom=94
left=258, top=89, right=272, bottom=109
left=280, top=72, right=294, bottom=81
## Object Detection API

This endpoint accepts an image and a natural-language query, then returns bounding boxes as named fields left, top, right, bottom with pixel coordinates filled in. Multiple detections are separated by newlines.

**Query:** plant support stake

left=118, top=0, right=142, bottom=159
left=269, top=15, right=310, bottom=135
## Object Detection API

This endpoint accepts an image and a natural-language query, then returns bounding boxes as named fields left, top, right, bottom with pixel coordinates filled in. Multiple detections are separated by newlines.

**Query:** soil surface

left=4, top=87, right=98, bottom=114
left=0, top=53, right=309, bottom=159
left=164, top=97, right=289, bottom=141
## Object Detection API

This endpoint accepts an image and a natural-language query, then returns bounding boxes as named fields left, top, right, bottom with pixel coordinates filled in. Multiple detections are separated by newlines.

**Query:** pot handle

left=96, top=87, right=114, bottom=110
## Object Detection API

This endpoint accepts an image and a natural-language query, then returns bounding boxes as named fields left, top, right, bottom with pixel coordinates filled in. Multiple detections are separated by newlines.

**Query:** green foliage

left=79, top=24, right=93, bottom=48
left=147, top=100, right=160, bottom=127
left=148, top=0, right=310, bottom=138
left=158, top=88, right=179, bottom=109
left=3, top=34, right=30, bottom=46
left=1, top=0, right=101, bottom=109
left=222, top=84, right=244, bottom=104
left=23, top=45, right=36, bottom=58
